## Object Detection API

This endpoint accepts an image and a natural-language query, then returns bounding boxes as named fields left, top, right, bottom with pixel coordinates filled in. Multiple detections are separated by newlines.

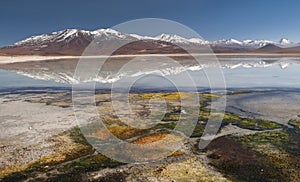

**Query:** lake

left=0, top=56, right=299, bottom=91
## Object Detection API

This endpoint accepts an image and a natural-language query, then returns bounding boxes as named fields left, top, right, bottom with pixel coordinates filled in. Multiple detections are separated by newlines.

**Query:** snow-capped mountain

left=212, top=39, right=242, bottom=46
left=279, top=38, right=293, bottom=46
left=13, top=28, right=136, bottom=47
left=211, top=39, right=283, bottom=48
left=14, top=29, right=92, bottom=46
left=0, top=28, right=297, bottom=55
left=10, top=28, right=295, bottom=48
left=241, top=40, right=276, bottom=48
left=154, top=34, right=209, bottom=45
left=2, top=29, right=143, bottom=55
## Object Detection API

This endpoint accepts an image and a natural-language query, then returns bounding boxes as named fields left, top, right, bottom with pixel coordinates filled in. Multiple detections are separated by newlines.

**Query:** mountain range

left=0, top=28, right=299, bottom=55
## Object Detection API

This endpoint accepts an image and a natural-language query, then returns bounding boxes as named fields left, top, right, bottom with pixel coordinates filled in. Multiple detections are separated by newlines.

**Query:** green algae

left=226, top=91, right=252, bottom=95
left=289, top=119, right=300, bottom=128
left=239, top=130, right=289, bottom=148
left=0, top=127, right=94, bottom=181
left=235, top=130, right=300, bottom=182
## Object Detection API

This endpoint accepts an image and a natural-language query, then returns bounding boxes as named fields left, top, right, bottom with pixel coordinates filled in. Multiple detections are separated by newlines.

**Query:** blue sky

left=0, top=0, right=299, bottom=47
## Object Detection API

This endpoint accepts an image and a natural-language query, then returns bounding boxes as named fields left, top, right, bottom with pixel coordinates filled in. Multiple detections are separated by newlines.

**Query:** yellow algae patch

left=289, top=119, right=300, bottom=128
left=88, top=124, right=143, bottom=140
left=160, top=158, right=230, bottom=182
left=168, top=150, right=185, bottom=157
left=132, top=133, right=169, bottom=144
left=199, top=93, right=220, bottom=99
left=108, top=125, right=143, bottom=140
left=140, top=92, right=194, bottom=100
left=0, top=164, right=28, bottom=179
left=0, top=127, right=93, bottom=178
left=88, top=128, right=112, bottom=140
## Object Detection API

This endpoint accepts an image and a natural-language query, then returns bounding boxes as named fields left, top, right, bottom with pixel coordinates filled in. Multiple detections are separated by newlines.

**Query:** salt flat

left=0, top=93, right=76, bottom=167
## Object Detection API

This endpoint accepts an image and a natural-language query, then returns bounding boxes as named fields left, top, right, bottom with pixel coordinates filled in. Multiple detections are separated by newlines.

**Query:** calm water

left=0, top=69, right=68, bottom=91
left=0, top=57, right=300, bottom=91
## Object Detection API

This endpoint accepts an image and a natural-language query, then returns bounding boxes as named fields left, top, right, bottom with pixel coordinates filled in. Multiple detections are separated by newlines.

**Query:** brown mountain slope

left=255, top=44, right=284, bottom=53
left=284, top=46, right=300, bottom=53
left=255, top=44, right=300, bottom=53
left=0, top=31, right=93, bottom=56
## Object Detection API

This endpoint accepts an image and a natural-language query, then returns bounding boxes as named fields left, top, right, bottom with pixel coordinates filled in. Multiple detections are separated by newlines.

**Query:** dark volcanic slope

left=0, top=40, right=182, bottom=56
left=210, top=45, right=251, bottom=53
left=285, top=45, right=300, bottom=53
left=255, top=44, right=300, bottom=53
left=255, top=44, right=284, bottom=53
left=0, top=32, right=93, bottom=56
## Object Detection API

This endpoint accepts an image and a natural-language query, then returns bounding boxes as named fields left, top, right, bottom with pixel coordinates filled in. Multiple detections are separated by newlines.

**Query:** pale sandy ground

left=0, top=55, right=77, bottom=64
left=1, top=53, right=300, bottom=64
left=0, top=91, right=281, bottom=170
left=0, top=94, right=77, bottom=167
left=0, top=55, right=195, bottom=64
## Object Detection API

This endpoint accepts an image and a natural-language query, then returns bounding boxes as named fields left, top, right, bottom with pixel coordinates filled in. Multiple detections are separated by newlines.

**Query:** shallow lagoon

left=0, top=57, right=300, bottom=90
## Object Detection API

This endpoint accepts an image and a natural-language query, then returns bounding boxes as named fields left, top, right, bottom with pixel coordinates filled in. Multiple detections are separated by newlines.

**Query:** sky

left=0, top=0, right=300, bottom=47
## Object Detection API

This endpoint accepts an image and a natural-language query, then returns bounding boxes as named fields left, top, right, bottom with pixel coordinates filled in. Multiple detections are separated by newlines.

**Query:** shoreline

left=1, top=53, right=300, bottom=64
left=1, top=86, right=300, bottom=94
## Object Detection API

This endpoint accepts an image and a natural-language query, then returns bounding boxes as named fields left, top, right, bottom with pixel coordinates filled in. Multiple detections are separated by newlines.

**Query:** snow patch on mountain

left=279, top=38, right=293, bottom=46
left=154, top=34, right=208, bottom=45
left=91, top=28, right=131, bottom=40
left=14, top=29, right=91, bottom=46
left=213, top=39, right=242, bottom=45
left=11, top=28, right=297, bottom=49
left=241, top=40, right=276, bottom=48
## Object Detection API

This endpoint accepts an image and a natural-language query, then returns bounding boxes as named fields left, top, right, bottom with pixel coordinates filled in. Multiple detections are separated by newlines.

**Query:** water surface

left=0, top=56, right=300, bottom=91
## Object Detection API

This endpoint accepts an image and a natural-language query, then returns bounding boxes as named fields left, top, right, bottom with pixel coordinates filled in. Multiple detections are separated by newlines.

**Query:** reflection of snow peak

left=15, top=65, right=205, bottom=84
left=81, top=65, right=205, bottom=83
left=13, top=57, right=300, bottom=84
left=279, top=62, right=289, bottom=69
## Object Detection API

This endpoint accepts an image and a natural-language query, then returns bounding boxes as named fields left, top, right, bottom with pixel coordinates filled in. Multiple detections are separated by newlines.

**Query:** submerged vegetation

left=226, top=90, right=251, bottom=95
left=289, top=118, right=300, bottom=128
left=288, top=117, right=300, bottom=134
left=222, top=111, right=282, bottom=130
